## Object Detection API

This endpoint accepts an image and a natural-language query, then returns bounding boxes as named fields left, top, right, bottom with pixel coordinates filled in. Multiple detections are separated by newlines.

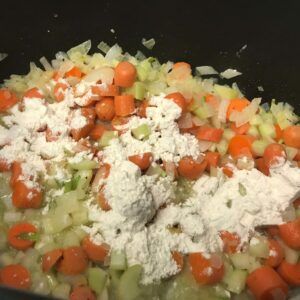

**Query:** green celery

left=88, top=268, right=107, bottom=295
left=131, top=124, right=151, bottom=140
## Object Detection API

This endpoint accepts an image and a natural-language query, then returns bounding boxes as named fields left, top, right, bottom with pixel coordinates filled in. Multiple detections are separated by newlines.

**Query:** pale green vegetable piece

left=52, top=283, right=71, bottom=300
left=230, top=252, right=257, bottom=270
left=67, top=40, right=91, bottom=57
left=62, top=231, right=80, bottom=248
left=248, top=237, right=269, bottom=258
left=131, top=124, right=151, bottom=140
left=223, top=129, right=236, bottom=141
left=217, top=139, right=228, bottom=156
left=88, top=267, right=108, bottom=295
left=137, top=59, right=152, bottom=81
left=110, top=249, right=127, bottom=270
left=42, top=213, right=72, bottom=234
left=99, top=131, right=118, bottom=147
left=69, top=159, right=98, bottom=170
left=258, top=123, right=276, bottom=140
left=214, top=84, right=238, bottom=100
left=225, top=269, right=248, bottom=294
left=251, top=140, right=269, bottom=157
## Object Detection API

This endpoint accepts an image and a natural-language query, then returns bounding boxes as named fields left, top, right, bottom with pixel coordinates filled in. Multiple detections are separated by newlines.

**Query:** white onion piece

left=105, top=44, right=123, bottom=61
left=0, top=53, right=8, bottom=62
left=218, top=98, right=231, bottom=122
left=220, top=68, right=242, bottom=79
left=196, top=66, right=218, bottom=76
left=192, top=116, right=207, bottom=127
left=230, top=98, right=261, bottom=127
left=40, top=56, right=53, bottom=71
left=198, top=141, right=213, bottom=152
left=58, top=60, right=74, bottom=76
left=178, top=113, right=193, bottom=129
left=195, top=155, right=205, bottom=164
left=83, top=67, right=114, bottom=84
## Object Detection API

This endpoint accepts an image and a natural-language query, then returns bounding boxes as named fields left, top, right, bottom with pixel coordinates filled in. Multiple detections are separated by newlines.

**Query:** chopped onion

left=0, top=53, right=8, bottom=62
left=196, top=66, right=218, bottom=76
left=83, top=67, right=114, bottom=84
left=192, top=116, right=207, bottom=126
left=198, top=141, right=213, bottom=152
left=232, top=82, right=244, bottom=98
left=39, top=56, right=53, bottom=71
left=58, top=60, right=74, bottom=76
left=220, top=68, right=242, bottom=79
left=105, top=44, right=123, bottom=61
left=97, top=41, right=110, bottom=54
left=218, top=98, right=231, bottom=122
left=230, top=98, right=261, bottom=127
left=257, top=85, right=264, bottom=92
left=178, top=113, right=193, bottom=129
left=135, top=50, right=146, bottom=61
left=55, top=51, right=68, bottom=60
left=67, top=40, right=91, bottom=57
left=142, top=38, right=156, bottom=50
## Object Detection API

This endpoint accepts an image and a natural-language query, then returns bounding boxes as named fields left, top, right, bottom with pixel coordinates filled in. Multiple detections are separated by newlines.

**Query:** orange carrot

left=92, top=84, right=119, bottom=97
left=246, top=266, right=288, bottom=300
left=204, top=151, right=220, bottom=171
left=275, top=124, right=283, bottom=141
left=0, top=264, right=31, bottom=290
left=65, top=66, right=83, bottom=78
left=0, top=158, right=11, bottom=172
left=42, top=249, right=63, bottom=272
left=114, top=95, right=135, bottom=117
left=114, top=61, right=137, bottom=87
left=12, top=181, right=42, bottom=209
left=89, top=124, right=107, bottom=140
left=222, top=166, right=234, bottom=178
left=70, top=286, right=96, bottom=300
left=23, top=87, right=43, bottom=99
left=165, top=92, right=187, bottom=112
left=128, top=153, right=153, bottom=170
left=137, top=100, right=149, bottom=118
left=188, top=253, right=224, bottom=285
left=219, top=231, right=240, bottom=254
left=228, top=135, right=253, bottom=158
left=230, top=122, right=250, bottom=135
left=255, top=158, right=270, bottom=176
left=226, top=98, right=250, bottom=120
left=56, top=247, right=88, bottom=275
left=196, top=126, right=223, bottom=143
left=171, top=251, right=184, bottom=271
left=205, top=94, right=219, bottom=109
left=53, top=82, right=68, bottom=102
left=10, top=161, right=22, bottom=187
left=278, top=260, right=300, bottom=286
left=178, top=156, right=207, bottom=180
left=278, top=218, right=300, bottom=249
left=264, top=239, right=284, bottom=268
left=173, top=62, right=191, bottom=71
left=82, top=236, right=110, bottom=263
left=283, top=125, right=300, bottom=148
left=263, top=143, right=286, bottom=168
left=95, top=97, right=115, bottom=121
left=97, top=190, right=111, bottom=211
left=0, top=89, right=19, bottom=112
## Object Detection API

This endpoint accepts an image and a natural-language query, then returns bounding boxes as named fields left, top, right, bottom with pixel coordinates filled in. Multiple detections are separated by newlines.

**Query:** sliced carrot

left=91, top=84, right=119, bottom=97
left=97, top=190, right=111, bottom=211
left=95, top=97, right=115, bottom=121
left=114, top=95, right=135, bottom=117
left=278, top=260, right=300, bottom=286
left=114, top=61, right=137, bottom=88
left=228, top=135, right=253, bottom=158
left=204, top=152, right=220, bottom=171
left=82, top=236, right=109, bottom=263
left=264, top=239, right=284, bottom=268
left=283, top=125, right=300, bottom=149
left=42, top=249, right=63, bottom=272
left=171, top=251, right=184, bottom=272
left=23, top=87, right=43, bottom=99
left=165, top=92, right=187, bottom=112
left=70, top=286, right=96, bottom=300
left=222, top=166, right=234, bottom=178
left=137, top=100, right=149, bottom=118
left=65, top=66, right=83, bottom=78
left=226, top=98, right=250, bottom=120
left=128, top=153, right=153, bottom=171
left=10, top=161, right=22, bottom=187
left=293, top=197, right=300, bottom=208
left=53, top=82, right=68, bottom=102
left=0, top=264, right=31, bottom=290
left=89, top=124, right=107, bottom=140
left=196, top=126, right=223, bottom=143
left=219, top=231, right=240, bottom=254
left=278, top=218, right=300, bottom=249
left=12, top=181, right=42, bottom=209
left=188, top=253, right=224, bottom=285
left=275, top=124, right=283, bottom=141
left=178, top=156, right=207, bottom=180
left=230, top=122, right=250, bottom=135
left=0, top=89, right=19, bottom=112
left=56, top=247, right=88, bottom=275
left=246, top=266, right=288, bottom=300
left=0, top=158, right=11, bottom=172
left=263, top=143, right=286, bottom=168
left=266, top=225, right=280, bottom=237
left=255, top=158, right=270, bottom=176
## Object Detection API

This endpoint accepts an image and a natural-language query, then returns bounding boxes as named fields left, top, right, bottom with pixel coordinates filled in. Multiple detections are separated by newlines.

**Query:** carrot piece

left=196, top=126, right=223, bottom=143
left=263, top=143, right=286, bottom=168
left=65, top=66, right=83, bottom=78
left=114, top=61, right=137, bottom=88
left=278, top=260, right=300, bottom=286
left=264, top=239, right=284, bottom=268
left=70, top=286, right=96, bottom=300
left=255, top=158, right=270, bottom=176
left=114, top=95, right=135, bottom=117
left=56, top=247, right=88, bottom=275
left=0, top=158, right=11, bottom=172
left=53, top=82, right=68, bottom=102
left=82, top=236, right=109, bottom=263
left=266, top=225, right=280, bottom=237
left=172, top=62, right=192, bottom=80
left=23, top=87, right=43, bottom=99
left=165, top=92, right=187, bottom=112
left=137, top=100, right=149, bottom=118
left=0, top=89, right=19, bottom=112
left=95, top=97, right=115, bottom=121
left=226, top=98, right=250, bottom=120
left=0, top=264, right=31, bottom=290
left=97, top=190, right=111, bottom=211
left=173, top=62, right=191, bottom=71
left=92, top=84, right=120, bottom=97
left=205, top=94, right=219, bottom=110
left=219, top=231, right=240, bottom=254
left=12, top=181, right=42, bottom=209
left=293, top=197, right=300, bottom=208
left=8, top=222, right=38, bottom=250
left=89, top=124, right=107, bottom=141
left=204, top=152, right=220, bottom=171
left=222, top=166, right=234, bottom=178
left=275, top=124, right=283, bottom=141
left=283, top=125, right=300, bottom=148
left=10, top=161, right=22, bottom=187
left=171, top=251, right=184, bottom=271
left=128, top=153, right=153, bottom=171
left=246, top=266, right=288, bottom=300
left=228, top=135, right=253, bottom=158
left=188, top=253, right=224, bottom=285
left=42, top=249, right=63, bottom=272
left=230, top=122, right=250, bottom=135
left=178, top=156, right=207, bottom=180
left=278, top=218, right=300, bottom=249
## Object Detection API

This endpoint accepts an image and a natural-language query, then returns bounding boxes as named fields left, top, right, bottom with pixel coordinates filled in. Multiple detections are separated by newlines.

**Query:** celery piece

left=99, top=131, right=118, bottom=148
left=131, top=124, right=151, bottom=140
left=193, top=103, right=215, bottom=119
left=248, top=237, right=269, bottom=258
left=216, top=139, right=228, bottom=156
left=225, top=269, right=248, bottom=294
left=277, top=239, right=300, bottom=264
left=174, top=177, right=194, bottom=204
left=0, top=173, right=11, bottom=197
left=88, top=268, right=107, bottom=295
left=223, top=129, right=236, bottom=141
left=19, top=232, right=40, bottom=242
left=46, top=274, right=59, bottom=290
left=71, top=208, right=88, bottom=226
left=69, top=159, right=98, bottom=170
left=238, top=183, right=247, bottom=196
left=62, top=231, right=80, bottom=248
left=63, top=180, right=73, bottom=193
left=21, top=248, right=40, bottom=271
left=75, top=170, right=93, bottom=191
left=247, top=125, right=260, bottom=138
left=214, top=84, right=238, bottom=100
left=110, top=250, right=127, bottom=270
left=55, top=191, right=80, bottom=213
left=52, top=283, right=71, bottom=300
left=213, top=284, right=231, bottom=299
left=0, top=227, right=7, bottom=250
left=249, top=114, right=263, bottom=126
left=137, top=59, right=152, bottom=81
left=42, top=213, right=72, bottom=234
left=258, top=123, right=276, bottom=140
left=251, top=140, right=269, bottom=157
left=230, top=252, right=257, bottom=270
left=145, top=165, right=166, bottom=177
left=270, top=101, right=299, bottom=129
left=133, top=81, right=146, bottom=100
left=187, top=97, right=202, bottom=112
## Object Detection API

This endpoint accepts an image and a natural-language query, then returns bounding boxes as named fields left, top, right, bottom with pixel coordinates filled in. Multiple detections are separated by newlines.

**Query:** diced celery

left=52, top=283, right=71, bottom=300
left=131, top=124, right=151, bottom=140
left=46, top=273, right=59, bottom=290
left=248, top=237, right=269, bottom=258
left=37, top=242, right=60, bottom=255
left=32, top=272, right=51, bottom=295
left=137, top=59, right=152, bottom=81
left=57, top=273, right=87, bottom=287
left=249, top=114, right=263, bottom=126
left=285, top=146, right=298, bottom=161
left=217, top=139, right=228, bottom=156
left=223, top=129, right=236, bottom=141
left=43, top=213, right=72, bottom=234
left=145, top=165, right=166, bottom=177
left=69, top=159, right=98, bottom=170
left=258, top=123, right=276, bottom=140
left=67, top=40, right=91, bottom=57
left=99, top=131, right=118, bottom=148
left=214, top=84, right=238, bottom=100
left=75, top=170, right=93, bottom=191
left=62, top=231, right=80, bottom=248
left=110, top=249, right=127, bottom=270
left=251, top=140, right=269, bottom=157
left=88, top=267, right=108, bottom=295
left=3, top=211, right=22, bottom=223
left=132, top=82, right=146, bottom=100
left=193, top=103, right=215, bottom=119
left=247, top=125, right=260, bottom=138
left=230, top=252, right=257, bottom=270
left=187, top=97, right=202, bottom=112
left=71, top=207, right=88, bottom=225
left=225, top=269, right=248, bottom=294
left=209, top=142, right=217, bottom=152
left=270, top=101, right=299, bottom=129
left=55, top=191, right=80, bottom=213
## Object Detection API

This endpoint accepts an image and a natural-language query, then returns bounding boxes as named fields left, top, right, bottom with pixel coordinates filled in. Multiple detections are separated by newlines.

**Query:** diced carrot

left=219, top=231, right=240, bottom=254
left=65, top=66, right=83, bottom=78
left=0, top=264, right=31, bottom=290
left=293, top=197, right=300, bottom=208
left=23, top=87, right=43, bottom=99
left=188, top=253, right=224, bottom=285
left=275, top=124, right=283, bottom=141
left=266, top=225, right=280, bottom=237
left=0, top=89, right=19, bottom=112
left=97, top=190, right=111, bottom=211
left=89, top=124, right=107, bottom=141
left=137, top=100, right=149, bottom=118
left=56, top=247, right=88, bottom=275
left=70, top=286, right=96, bottom=300
left=114, top=61, right=137, bottom=88
left=95, top=97, right=115, bottom=121
left=222, top=166, right=234, bottom=178
left=226, top=98, right=250, bottom=120
left=42, top=249, right=63, bottom=272
left=204, top=151, right=220, bottom=171
left=263, top=143, right=286, bottom=168
left=255, top=158, right=270, bottom=176
left=178, top=156, right=207, bottom=180
left=0, top=158, right=11, bottom=172
left=10, top=161, right=22, bottom=187
left=283, top=125, right=300, bottom=148
left=8, top=222, right=38, bottom=251
left=53, top=82, right=68, bottom=102
left=165, top=92, right=187, bottom=113
left=205, top=94, right=219, bottom=110
left=173, top=62, right=191, bottom=71
left=128, top=153, right=153, bottom=171
left=196, top=126, right=223, bottom=143
left=278, top=218, right=300, bottom=249
left=278, top=260, right=300, bottom=286
left=82, top=236, right=109, bottom=263
left=264, top=239, right=284, bottom=268
left=246, top=266, right=288, bottom=300
left=114, top=95, right=135, bottom=117
left=228, top=135, right=253, bottom=158
left=172, top=62, right=192, bottom=79
left=171, top=251, right=184, bottom=272
left=230, top=122, right=250, bottom=135
left=91, top=84, right=120, bottom=97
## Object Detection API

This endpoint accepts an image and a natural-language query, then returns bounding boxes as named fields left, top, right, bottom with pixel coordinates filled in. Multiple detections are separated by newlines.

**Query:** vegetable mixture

left=0, top=40, right=299, bottom=300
